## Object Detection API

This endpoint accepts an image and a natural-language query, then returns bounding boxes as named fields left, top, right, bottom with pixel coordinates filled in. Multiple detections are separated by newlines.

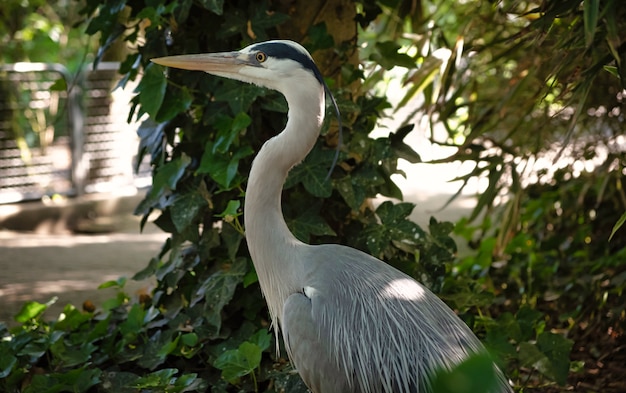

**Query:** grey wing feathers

left=283, top=292, right=352, bottom=393
left=281, top=243, right=511, bottom=393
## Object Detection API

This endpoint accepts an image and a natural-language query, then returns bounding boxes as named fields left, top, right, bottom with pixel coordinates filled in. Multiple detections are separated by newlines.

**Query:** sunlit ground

left=0, top=222, right=168, bottom=324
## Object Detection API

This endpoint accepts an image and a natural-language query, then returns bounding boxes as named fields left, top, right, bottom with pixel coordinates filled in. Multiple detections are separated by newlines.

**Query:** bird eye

left=255, top=51, right=267, bottom=63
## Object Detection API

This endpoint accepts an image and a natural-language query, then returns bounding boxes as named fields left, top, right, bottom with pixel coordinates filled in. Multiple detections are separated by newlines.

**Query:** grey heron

left=152, top=40, right=511, bottom=393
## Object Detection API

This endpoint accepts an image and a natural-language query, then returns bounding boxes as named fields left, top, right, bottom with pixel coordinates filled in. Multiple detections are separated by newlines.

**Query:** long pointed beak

left=151, top=52, right=250, bottom=73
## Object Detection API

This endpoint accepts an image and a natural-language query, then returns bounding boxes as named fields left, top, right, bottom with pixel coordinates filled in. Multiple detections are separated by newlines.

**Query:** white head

left=152, top=40, right=342, bottom=172
left=152, top=40, right=325, bottom=98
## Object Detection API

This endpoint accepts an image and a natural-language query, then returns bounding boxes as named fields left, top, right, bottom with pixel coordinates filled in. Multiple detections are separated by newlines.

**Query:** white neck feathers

left=243, top=76, right=325, bottom=329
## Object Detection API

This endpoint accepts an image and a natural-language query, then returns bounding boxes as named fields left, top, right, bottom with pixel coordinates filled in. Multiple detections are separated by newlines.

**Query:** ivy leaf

left=197, top=144, right=253, bottom=189
left=537, top=332, right=573, bottom=385
left=213, top=342, right=262, bottom=383
left=99, top=372, right=141, bottom=393
left=50, top=340, right=98, bottom=368
left=137, top=63, right=167, bottom=118
left=249, top=329, right=271, bottom=352
left=156, top=86, right=193, bottom=122
left=306, top=23, right=334, bottom=52
left=220, top=221, right=244, bottom=261
left=360, top=201, right=420, bottom=257
left=170, top=190, right=207, bottom=233
left=25, top=368, right=101, bottom=393
left=390, top=125, right=421, bottom=164
left=133, top=369, right=178, bottom=389
left=198, top=0, right=224, bottom=15
left=181, top=333, right=199, bottom=347
left=518, top=342, right=552, bottom=379
left=213, top=81, right=263, bottom=113
left=0, top=352, right=16, bottom=379
left=287, top=203, right=336, bottom=242
left=286, top=145, right=335, bottom=197
left=248, top=4, right=290, bottom=40
left=430, top=352, right=503, bottom=393
left=136, top=118, right=166, bottom=169
left=14, top=298, right=55, bottom=323
left=516, top=306, right=543, bottom=342
left=213, top=112, right=251, bottom=153
left=117, top=304, right=156, bottom=343
left=136, top=154, right=192, bottom=215
left=370, top=41, right=415, bottom=69
left=335, top=175, right=362, bottom=211
left=192, top=258, right=247, bottom=332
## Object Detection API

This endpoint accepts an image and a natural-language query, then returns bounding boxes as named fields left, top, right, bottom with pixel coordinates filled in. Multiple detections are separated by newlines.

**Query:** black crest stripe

left=251, top=42, right=324, bottom=85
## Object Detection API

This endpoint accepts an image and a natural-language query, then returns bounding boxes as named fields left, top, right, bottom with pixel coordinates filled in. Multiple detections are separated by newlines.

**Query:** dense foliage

left=1, top=0, right=624, bottom=392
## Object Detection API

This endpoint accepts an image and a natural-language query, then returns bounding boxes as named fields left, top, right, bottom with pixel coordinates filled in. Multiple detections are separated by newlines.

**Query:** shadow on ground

left=0, top=220, right=168, bottom=324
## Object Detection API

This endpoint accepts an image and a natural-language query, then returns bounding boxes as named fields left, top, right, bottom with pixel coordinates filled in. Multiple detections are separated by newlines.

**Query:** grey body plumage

left=152, top=40, right=512, bottom=393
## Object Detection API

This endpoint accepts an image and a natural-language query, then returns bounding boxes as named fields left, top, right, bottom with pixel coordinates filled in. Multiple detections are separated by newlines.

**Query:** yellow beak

left=151, top=52, right=251, bottom=72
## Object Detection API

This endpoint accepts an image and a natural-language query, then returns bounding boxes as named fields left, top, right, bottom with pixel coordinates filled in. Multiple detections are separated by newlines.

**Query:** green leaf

left=307, top=23, right=334, bottom=52
left=99, top=371, right=141, bottom=393
left=583, top=0, right=599, bottom=47
left=286, top=146, right=335, bottom=197
left=537, top=331, right=573, bottom=385
left=170, top=191, right=207, bottom=233
left=214, top=81, right=263, bottom=113
left=119, top=303, right=146, bottom=341
left=181, top=333, right=199, bottom=347
left=430, top=352, right=503, bottom=393
left=397, top=56, right=443, bottom=109
left=335, top=175, right=362, bottom=211
left=287, top=203, right=336, bottom=242
left=516, top=306, right=543, bottom=341
left=0, top=352, right=17, bottom=379
left=238, top=341, right=262, bottom=370
left=50, top=340, right=97, bottom=368
left=359, top=201, right=421, bottom=257
left=14, top=298, right=56, bottom=322
left=198, top=0, right=224, bottom=15
left=133, top=257, right=160, bottom=281
left=192, top=258, right=247, bottom=332
left=136, top=155, right=192, bottom=215
left=156, top=86, right=193, bottom=122
left=198, top=144, right=253, bottom=189
left=389, top=125, right=421, bottom=163
left=213, top=112, right=250, bottom=153
left=609, top=211, right=626, bottom=241
left=249, top=329, right=271, bottom=351
left=217, top=200, right=241, bottom=220
left=157, top=335, right=180, bottom=358
left=213, top=341, right=262, bottom=383
left=242, top=269, right=258, bottom=288
left=220, top=220, right=244, bottom=261
left=518, top=341, right=551, bottom=376
left=371, top=41, right=416, bottom=69
left=169, top=373, right=207, bottom=392
left=25, top=368, right=101, bottom=393
left=133, top=368, right=178, bottom=388
left=49, top=78, right=67, bottom=91
left=98, top=276, right=127, bottom=289
left=137, top=63, right=167, bottom=118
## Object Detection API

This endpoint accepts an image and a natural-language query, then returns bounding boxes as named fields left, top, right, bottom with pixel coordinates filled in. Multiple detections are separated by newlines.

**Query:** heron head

left=151, top=40, right=324, bottom=94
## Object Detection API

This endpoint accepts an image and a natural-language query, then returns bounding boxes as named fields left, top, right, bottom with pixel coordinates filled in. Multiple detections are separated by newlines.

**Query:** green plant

left=1, top=1, right=462, bottom=392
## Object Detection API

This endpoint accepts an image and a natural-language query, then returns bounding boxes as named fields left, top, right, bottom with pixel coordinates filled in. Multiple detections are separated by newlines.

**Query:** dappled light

left=381, top=278, right=426, bottom=301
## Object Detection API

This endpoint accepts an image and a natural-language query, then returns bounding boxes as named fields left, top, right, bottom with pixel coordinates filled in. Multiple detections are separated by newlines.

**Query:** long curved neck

left=244, top=83, right=325, bottom=324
